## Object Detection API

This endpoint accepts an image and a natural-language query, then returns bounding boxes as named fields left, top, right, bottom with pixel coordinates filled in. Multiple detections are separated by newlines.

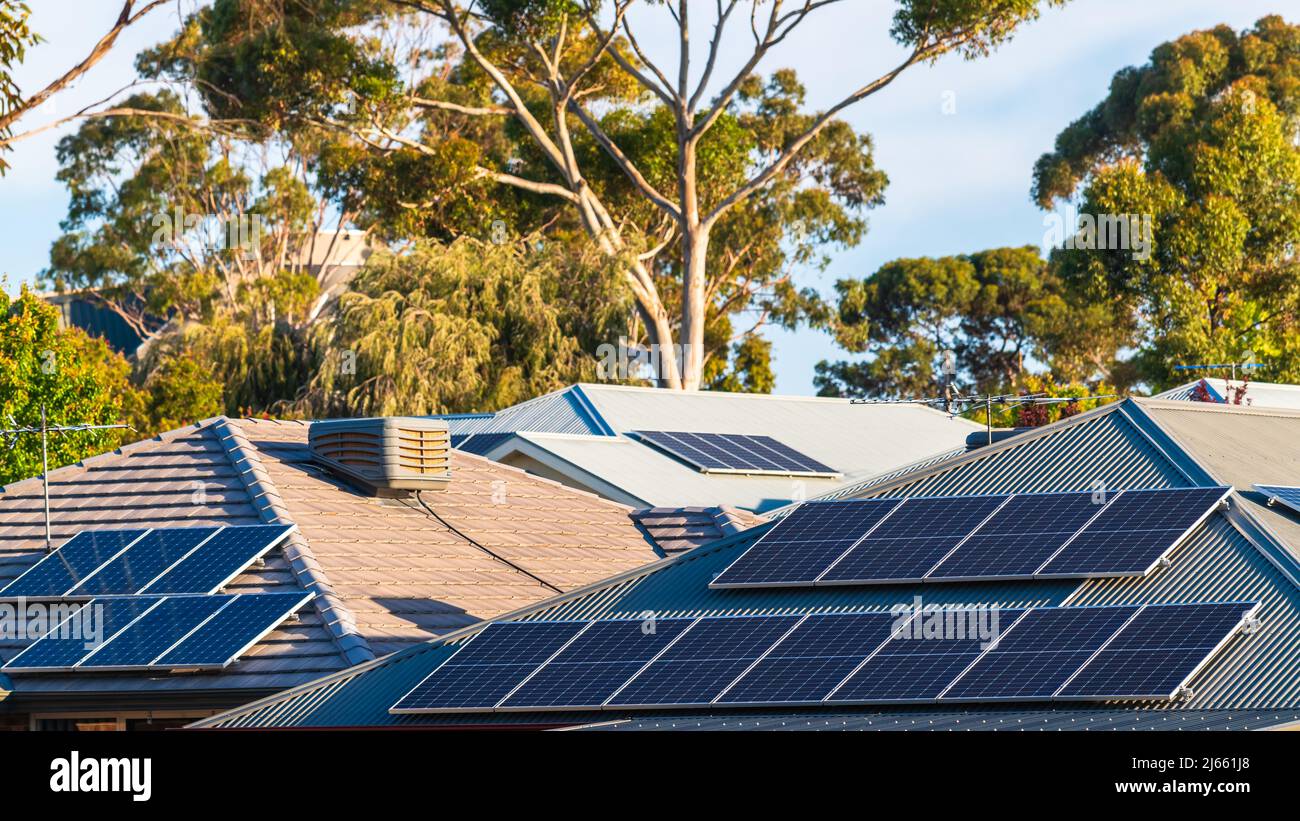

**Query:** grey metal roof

left=436, top=384, right=984, bottom=511
left=568, top=709, right=1300, bottom=732
left=198, top=398, right=1300, bottom=729
left=1154, top=379, right=1300, bottom=410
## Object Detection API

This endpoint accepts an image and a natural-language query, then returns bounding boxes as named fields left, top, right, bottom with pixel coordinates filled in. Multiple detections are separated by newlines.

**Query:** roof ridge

left=210, top=416, right=375, bottom=666
left=0, top=417, right=219, bottom=495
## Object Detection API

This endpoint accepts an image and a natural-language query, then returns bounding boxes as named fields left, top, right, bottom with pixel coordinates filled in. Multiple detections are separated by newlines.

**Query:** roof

left=628, top=506, right=765, bottom=554
left=442, top=384, right=982, bottom=512
left=1155, top=378, right=1300, bottom=411
left=0, top=417, right=663, bottom=709
left=200, top=397, right=1300, bottom=730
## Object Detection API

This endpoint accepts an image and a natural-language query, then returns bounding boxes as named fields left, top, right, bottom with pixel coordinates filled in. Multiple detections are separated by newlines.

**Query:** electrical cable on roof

left=414, top=490, right=563, bottom=594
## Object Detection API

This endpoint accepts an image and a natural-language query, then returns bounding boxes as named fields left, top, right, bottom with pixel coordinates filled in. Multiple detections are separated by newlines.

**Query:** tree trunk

left=680, top=226, right=710, bottom=390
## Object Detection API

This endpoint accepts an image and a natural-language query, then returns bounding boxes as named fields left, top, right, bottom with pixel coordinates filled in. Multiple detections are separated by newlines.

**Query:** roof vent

left=308, top=417, right=451, bottom=496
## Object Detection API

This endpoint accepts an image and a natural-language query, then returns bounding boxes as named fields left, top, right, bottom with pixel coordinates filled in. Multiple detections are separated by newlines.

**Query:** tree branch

left=0, top=0, right=175, bottom=133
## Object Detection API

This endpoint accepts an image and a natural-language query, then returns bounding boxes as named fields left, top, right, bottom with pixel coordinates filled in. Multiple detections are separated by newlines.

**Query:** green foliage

left=0, top=0, right=39, bottom=173
left=1034, top=16, right=1300, bottom=389
left=297, top=238, right=631, bottom=415
left=973, top=374, right=1117, bottom=429
left=815, top=247, right=1073, bottom=397
left=892, top=0, right=1066, bottom=58
left=138, top=351, right=224, bottom=434
left=0, top=286, right=142, bottom=485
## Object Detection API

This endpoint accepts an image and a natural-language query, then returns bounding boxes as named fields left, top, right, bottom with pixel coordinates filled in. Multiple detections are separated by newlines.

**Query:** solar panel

left=926, top=493, right=1103, bottom=580
left=1036, top=487, right=1230, bottom=577
left=1, top=596, right=163, bottom=671
left=391, top=621, right=588, bottom=713
left=710, top=499, right=901, bottom=587
left=941, top=606, right=1137, bottom=701
left=500, top=618, right=696, bottom=710
left=606, top=615, right=802, bottom=708
left=0, top=529, right=148, bottom=599
left=1256, top=484, right=1300, bottom=518
left=710, top=487, right=1231, bottom=588
left=633, top=430, right=839, bottom=476
left=718, top=613, right=898, bottom=705
left=141, top=524, right=294, bottom=594
left=386, top=603, right=1256, bottom=715
left=77, top=596, right=228, bottom=669
left=66, top=527, right=220, bottom=596
left=818, top=495, right=1008, bottom=584
left=829, top=609, right=1027, bottom=703
left=1057, top=602, right=1258, bottom=700
left=153, top=592, right=314, bottom=668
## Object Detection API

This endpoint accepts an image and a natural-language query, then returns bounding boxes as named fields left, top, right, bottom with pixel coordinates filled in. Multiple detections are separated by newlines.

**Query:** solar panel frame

left=632, top=430, right=840, bottom=477
left=1034, top=486, right=1231, bottom=579
left=497, top=617, right=698, bottom=711
left=0, top=529, right=150, bottom=600
left=709, top=499, right=903, bottom=588
left=75, top=595, right=232, bottom=670
left=816, top=494, right=1011, bottom=585
left=65, top=527, right=221, bottom=597
left=1, top=596, right=166, bottom=672
left=1054, top=601, right=1259, bottom=701
left=151, top=591, right=314, bottom=670
left=140, top=524, right=295, bottom=594
left=604, top=614, right=804, bottom=709
left=1256, top=484, right=1300, bottom=518
left=390, top=620, right=591, bottom=713
left=826, top=608, right=1029, bottom=705
left=716, top=612, right=900, bottom=707
left=939, top=605, right=1140, bottom=702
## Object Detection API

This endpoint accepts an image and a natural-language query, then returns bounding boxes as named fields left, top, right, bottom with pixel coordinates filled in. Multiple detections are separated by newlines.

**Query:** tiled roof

left=0, top=416, right=663, bottom=707
left=197, top=398, right=1300, bottom=729
left=629, top=506, right=766, bottom=554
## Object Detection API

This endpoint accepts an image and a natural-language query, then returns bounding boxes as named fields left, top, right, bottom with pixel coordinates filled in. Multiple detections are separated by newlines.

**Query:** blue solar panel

left=819, top=495, right=1007, bottom=583
left=142, top=525, right=293, bottom=594
left=67, top=528, right=220, bottom=596
left=607, top=615, right=801, bottom=707
left=500, top=618, right=695, bottom=709
left=830, top=609, right=1028, bottom=703
left=1037, top=487, right=1229, bottom=577
left=78, top=596, right=228, bottom=669
left=392, top=621, right=587, bottom=712
left=154, top=592, right=313, bottom=668
left=942, top=606, right=1137, bottom=700
left=1058, top=602, right=1256, bottom=699
left=2, top=596, right=163, bottom=671
left=927, top=493, right=1103, bottom=580
left=718, top=613, right=897, bottom=705
left=1256, top=484, right=1300, bottom=518
left=0, top=529, right=148, bottom=599
left=710, top=499, right=901, bottom=587
left=634, top=430, right=838, bottom=476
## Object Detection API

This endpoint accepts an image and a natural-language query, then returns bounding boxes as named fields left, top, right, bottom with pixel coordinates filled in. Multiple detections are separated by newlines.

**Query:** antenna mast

left=1, top=404, right=134, bottom=552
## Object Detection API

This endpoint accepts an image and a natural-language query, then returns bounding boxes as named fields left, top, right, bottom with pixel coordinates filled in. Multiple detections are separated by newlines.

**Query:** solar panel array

left=0, top=524, right=295, bottom=600
left=633, top=430, right=839, bottom=477
left=710, top=487, right=1230, bottom=588
left=2, top=592, right=311, bottom=672
left=1256, top=484, right=1300, bottom=518
left=390, top=601, right=1257, bottom=714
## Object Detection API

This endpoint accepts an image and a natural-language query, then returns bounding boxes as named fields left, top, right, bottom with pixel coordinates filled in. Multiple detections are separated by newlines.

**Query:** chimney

left=308, top=417, right=451, bottom=496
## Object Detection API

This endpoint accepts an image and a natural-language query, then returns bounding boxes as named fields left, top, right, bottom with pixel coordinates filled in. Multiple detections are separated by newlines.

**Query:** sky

left=0, top=0, right=1291, bottom=395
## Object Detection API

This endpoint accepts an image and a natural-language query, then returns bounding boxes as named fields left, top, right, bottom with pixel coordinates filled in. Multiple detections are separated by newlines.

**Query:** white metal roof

left=1154, top=379, right=1300, bottom=411
left=466, top=385, right=983, bottom=512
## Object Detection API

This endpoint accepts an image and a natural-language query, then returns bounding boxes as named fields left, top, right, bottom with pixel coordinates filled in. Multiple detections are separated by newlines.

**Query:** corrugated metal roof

left=570, top=709, right=1300, bottom=732
left=198, top=399, right=1300, bottom=730
left=1154, top=379, right=1300, bottom=410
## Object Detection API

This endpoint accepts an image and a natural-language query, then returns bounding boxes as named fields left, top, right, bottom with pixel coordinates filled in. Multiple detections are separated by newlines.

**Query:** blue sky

left=1, top=1, right=1289, bottom=394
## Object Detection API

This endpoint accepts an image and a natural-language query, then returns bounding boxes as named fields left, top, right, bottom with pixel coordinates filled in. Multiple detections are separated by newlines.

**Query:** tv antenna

left=1, top=404, right=134, bottom=553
